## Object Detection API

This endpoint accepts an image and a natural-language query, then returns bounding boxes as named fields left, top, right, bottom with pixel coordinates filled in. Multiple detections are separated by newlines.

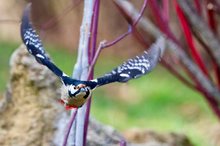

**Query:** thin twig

left=132, top=0, right=148, bottom=27
left=88, top=41, right=105, bottom=78
left=102, top=0, right=148, bottom=48
left=104, top=29, right=131, bottom=48
left=62, top=110, right=78, bottom=146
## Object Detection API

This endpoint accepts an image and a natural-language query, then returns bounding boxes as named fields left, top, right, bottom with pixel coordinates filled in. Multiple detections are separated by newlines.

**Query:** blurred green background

left=0, top=41, right=218, bottom=146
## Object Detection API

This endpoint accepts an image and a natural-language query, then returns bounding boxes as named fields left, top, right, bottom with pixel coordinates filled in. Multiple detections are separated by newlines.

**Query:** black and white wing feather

left=94, top=37, right=164, bottom=87
left=20, top=4, right=72, bottom=85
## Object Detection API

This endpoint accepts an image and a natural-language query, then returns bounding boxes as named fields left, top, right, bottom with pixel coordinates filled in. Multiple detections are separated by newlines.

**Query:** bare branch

left=73, top=1, right=94, bottom=145
left=66, top=0, right=94, bottom=146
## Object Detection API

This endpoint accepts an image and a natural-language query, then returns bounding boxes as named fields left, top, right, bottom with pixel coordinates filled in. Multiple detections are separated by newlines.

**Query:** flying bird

left=20, top=4, right=164, bottom=109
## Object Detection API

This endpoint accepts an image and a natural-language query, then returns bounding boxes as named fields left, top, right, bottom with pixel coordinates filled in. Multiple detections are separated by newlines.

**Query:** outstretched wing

left=94, top=37, right=164, bottom=87
left=21, top=4, right=71, bottom=84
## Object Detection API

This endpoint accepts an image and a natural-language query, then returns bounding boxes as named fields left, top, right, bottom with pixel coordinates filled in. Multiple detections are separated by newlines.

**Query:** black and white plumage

left=95, top=40, right=162, bottom=86
left=21, top=4, right=164, bottom=109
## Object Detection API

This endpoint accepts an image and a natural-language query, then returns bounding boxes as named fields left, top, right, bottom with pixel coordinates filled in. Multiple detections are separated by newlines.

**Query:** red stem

left=212, top=0, right=220, bottom=15
left=148, top=0, right=181, bottom=48
left=88, top=42, right=103, bottom=76
left=194, top=0, right=202, bottom=15
left=104, top=28, right=132, bottom=48
left=133, top=0, right=148, bottom=26
left=206, top=0, right=217, bottom=32
left=175, top=1, right=210, bottom=77
left=162, top=0, right=170, bottom=23
left=205, top=0, right=220, bottom=88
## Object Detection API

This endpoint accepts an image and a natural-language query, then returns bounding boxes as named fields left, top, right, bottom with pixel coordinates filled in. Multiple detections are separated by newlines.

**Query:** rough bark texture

left=0, top=45, right=193, bottom=146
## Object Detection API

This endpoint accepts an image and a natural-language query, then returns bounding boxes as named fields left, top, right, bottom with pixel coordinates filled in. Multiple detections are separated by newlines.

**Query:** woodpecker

left=21, top=4, right=164, bottom=109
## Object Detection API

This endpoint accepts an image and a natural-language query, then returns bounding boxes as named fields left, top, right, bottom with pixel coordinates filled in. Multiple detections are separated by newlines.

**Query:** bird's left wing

left=21, top=3, right=71, bottom=84
left=92, top=37, right=165, bottom=87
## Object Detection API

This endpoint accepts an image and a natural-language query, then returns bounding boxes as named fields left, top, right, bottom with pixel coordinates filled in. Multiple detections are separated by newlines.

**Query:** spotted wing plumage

left=95, top=37, right=164, bottom=87
left=20, top=4, right=72, bottom=84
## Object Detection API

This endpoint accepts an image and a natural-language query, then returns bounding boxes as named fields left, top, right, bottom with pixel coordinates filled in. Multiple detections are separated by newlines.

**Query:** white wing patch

left=120, top=73, right=130, bottom=78
left=36, top=54, right=45, bottom=59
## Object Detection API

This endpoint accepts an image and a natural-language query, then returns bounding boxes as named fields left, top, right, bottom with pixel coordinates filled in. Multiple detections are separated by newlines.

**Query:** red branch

left=206, top=1, right=217, bottom=32
left=148, top=0, right=180, bottom=47
left=175, top=1, right=210, bottom=78
left=194, top=0, right=202, bottom=15
left=162, top=0, right=170, bottom=23
left=205, top=0, right=220, bottom=88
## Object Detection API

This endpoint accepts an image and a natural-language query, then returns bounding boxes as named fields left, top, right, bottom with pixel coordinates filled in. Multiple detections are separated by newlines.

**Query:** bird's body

left=21, top=4, right=164, bottom=109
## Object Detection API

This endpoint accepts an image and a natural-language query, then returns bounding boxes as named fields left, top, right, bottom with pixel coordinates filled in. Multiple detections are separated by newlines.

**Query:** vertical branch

left=75, top=0, right=94, bottom=145
left=83, top=0, right=100, bottom=145
left=68, top=0, right=94, bottom=146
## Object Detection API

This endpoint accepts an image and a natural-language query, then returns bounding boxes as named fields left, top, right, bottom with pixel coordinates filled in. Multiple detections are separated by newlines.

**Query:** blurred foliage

left=0, top=42, right=218, bottom=146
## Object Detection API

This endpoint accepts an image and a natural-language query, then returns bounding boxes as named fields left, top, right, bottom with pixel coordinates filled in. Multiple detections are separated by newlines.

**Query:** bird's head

left=59, top=84, right=91, bottom=109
